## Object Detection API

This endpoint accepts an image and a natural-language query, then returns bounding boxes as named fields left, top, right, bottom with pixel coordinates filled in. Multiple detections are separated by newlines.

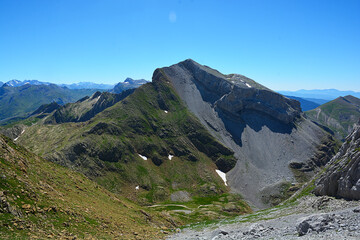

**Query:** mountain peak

left=124, top=77, right=135, bottom=83
left=161, top=59, right=301, bottom=124
left=153, top=60, right=336, bottom=208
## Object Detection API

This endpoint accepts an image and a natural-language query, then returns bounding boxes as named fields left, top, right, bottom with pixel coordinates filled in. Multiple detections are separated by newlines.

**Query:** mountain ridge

left=306, top=95, right=360, bottom=141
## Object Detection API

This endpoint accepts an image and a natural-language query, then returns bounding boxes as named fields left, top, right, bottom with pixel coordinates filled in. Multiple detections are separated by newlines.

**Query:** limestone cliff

left=314, top=120, right=360, bottom=200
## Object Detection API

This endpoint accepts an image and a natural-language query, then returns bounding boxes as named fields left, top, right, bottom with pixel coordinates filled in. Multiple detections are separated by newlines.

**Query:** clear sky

left=0, top=0, right=359, bottom=91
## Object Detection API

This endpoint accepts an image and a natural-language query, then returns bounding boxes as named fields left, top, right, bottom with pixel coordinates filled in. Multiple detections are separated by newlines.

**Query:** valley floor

left=168, top=196, right=360, bottom=240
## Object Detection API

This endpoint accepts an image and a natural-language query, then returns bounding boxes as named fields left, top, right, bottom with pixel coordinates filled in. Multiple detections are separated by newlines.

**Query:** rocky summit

left=157, top=59, right=337, bottom=208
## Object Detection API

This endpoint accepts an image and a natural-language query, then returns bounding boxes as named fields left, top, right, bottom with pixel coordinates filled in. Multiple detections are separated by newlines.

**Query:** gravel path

left=167, top=196, right=360, bottom=240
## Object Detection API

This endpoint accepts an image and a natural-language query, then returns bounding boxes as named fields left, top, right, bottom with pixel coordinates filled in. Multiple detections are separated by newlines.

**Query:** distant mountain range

left=279, top=89, right=360, bottom=100
left=59, top=82, right=115, bottom=90
left=1, top=78, right=149, bottom=90
left=0, top=84, right=98, bottom=124
left=4, top=79, right=52, bottom=87
left=284, top=96, right=321, bottom=111
left=0, top=78, right=149, bottom=124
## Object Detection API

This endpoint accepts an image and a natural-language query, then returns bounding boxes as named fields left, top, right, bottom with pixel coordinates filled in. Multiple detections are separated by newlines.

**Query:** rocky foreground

left=168, top=196, right=360, bottom=239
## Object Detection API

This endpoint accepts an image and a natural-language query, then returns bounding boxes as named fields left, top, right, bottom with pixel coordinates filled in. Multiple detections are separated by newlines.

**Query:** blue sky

left=0, top=0, right=359, bottom=91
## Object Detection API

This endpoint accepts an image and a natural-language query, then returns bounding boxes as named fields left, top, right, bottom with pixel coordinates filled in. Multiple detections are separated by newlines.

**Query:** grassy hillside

left=14, top=69, right=250, bottom=222
left=45, top=90, right=134, bottom=124
left=0, top=134, right=180, bottom=239
left=306, top=95, right=360, bottom=141
left=0, top=84, right=98, bottom=123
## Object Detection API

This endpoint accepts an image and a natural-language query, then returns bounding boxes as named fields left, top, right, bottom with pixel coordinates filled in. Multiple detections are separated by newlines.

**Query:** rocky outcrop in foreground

left=314, top=121, right=360, bottom=200
left=168, top=196, right=360, bottom=239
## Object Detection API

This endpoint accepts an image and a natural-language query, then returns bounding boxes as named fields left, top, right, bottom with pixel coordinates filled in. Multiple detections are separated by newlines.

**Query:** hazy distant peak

left=111, top=78, right=149, bottom=93
left=4, top=79, right=52, bottom=87
left=123, top=78, right=148, bottom=84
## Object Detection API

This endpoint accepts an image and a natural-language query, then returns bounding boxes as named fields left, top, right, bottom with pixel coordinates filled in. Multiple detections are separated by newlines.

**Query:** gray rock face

left=157, top=59, right=334, bottom=208
left=170, top=191, right=191, bottom=202
left=314, top=123, right=360, bottom=200
left=160, top=59, right=301, bottom=125
left=0, top=124, right=25, bottom=140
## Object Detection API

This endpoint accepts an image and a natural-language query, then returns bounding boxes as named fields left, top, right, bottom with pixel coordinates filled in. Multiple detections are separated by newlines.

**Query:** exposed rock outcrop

left=314, top=121, right=360, bottom=200
left=156, top=59, right=336, bottom=208
left=0, top=124, right=25, bottom=140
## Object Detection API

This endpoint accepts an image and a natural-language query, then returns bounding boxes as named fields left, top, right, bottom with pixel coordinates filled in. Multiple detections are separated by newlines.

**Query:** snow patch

left=164, top=110, right=168, bottom=113
left=138, top=154, right=147, bottom=160
left=245, top=83, right=252, bottom=88
left=135, top=186, right=139, bottom=190
left=14, top=129, right=25, bottom=141
left=168, top=154, right=174, bottom=160
left=215, top=169, right=227, bottom=186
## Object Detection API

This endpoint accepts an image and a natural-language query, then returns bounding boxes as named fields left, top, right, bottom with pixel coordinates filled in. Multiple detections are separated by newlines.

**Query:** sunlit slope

left=306, top=95, right=360, bottom=141
left=0, top=135, right=177, bottom=239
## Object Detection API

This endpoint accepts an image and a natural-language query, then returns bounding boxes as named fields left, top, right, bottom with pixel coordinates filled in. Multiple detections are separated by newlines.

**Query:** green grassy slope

left=45, top=89, right=134, bottom=124
left=0, top=134, right=181, bottom=240
left=306, top=95, right=360, bottom=141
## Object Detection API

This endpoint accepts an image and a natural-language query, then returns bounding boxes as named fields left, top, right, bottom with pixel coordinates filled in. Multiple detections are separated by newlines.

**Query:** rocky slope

left=158, top=59, right=337, bottom=208
left=168, top=195, right=360, bottom=240
left=306, top=95, right=360, bottom=141
left=314, top=120, right=360, bottom=200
